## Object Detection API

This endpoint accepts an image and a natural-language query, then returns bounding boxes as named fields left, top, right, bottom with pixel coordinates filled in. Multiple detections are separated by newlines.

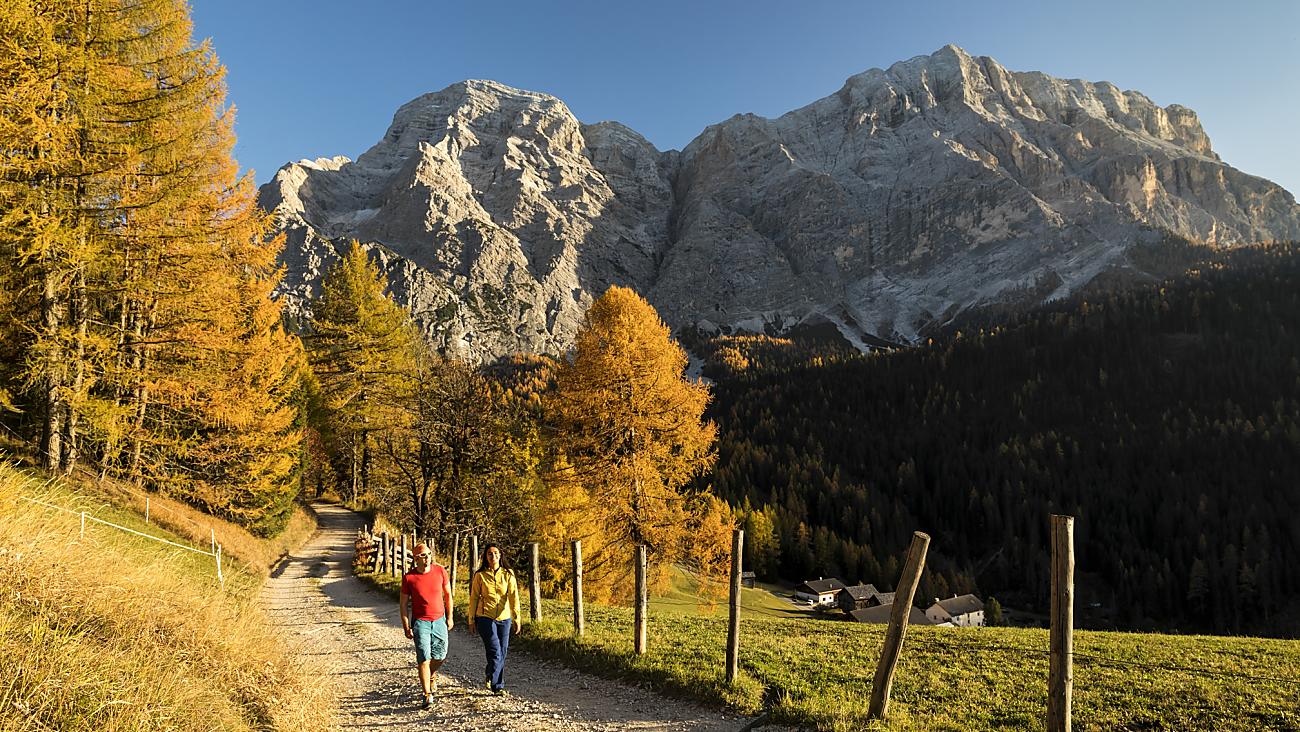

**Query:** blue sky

left=191, top=0, right=1300, bottom=196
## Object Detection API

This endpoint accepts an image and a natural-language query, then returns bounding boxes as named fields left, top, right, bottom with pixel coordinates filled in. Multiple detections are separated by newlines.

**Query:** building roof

left=841, top=584, right=880, bottom=601
left=796, top=578, right=847, bottom=595
left=934, top=594, right=984, bottom=616
left=873, top=592, right=896, bottom=606
left=740, top=571, right=757, bottom=579
left=850, top=604, right=933, bottom=625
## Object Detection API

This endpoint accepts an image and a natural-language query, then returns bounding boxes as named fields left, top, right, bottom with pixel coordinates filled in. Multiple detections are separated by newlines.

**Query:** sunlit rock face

left=260, top=80, right=675, bottom=361
left=261, top=46, right=1300, bottom=359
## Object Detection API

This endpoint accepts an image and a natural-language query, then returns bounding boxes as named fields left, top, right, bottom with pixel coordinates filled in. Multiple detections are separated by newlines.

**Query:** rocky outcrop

left=261, top=81, right=675, bottom=361
left=260, top=46, right=1300, bottom=358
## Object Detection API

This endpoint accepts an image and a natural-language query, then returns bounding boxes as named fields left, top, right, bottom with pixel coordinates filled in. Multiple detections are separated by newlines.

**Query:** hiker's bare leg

left=418, top=660, right=432, bottom=695
left=428, top=658, right=446, bottom=688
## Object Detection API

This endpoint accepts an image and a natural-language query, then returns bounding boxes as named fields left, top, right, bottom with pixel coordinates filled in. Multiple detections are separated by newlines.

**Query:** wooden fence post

left=470, top=535, right=479, bottom=576
left=572, top=540, right=584, bottom=637
left=726, top=528, right=744, bottom=683
left=529, top=542, right=542, bottom=622
left=145, top=496, right=150, bottom=524
left=400, top=534, right=408, bottom=576
left=450, top=534, right=461, bottom=601
left=215, top=544, right=224, bottom=588
left=868, top=530, right=931, bottom=721
left=380, top=531, right=389, bottom=575
left=1049, top=515, right=1075, bottom=732
left=634, top=544, right=648, bottom=654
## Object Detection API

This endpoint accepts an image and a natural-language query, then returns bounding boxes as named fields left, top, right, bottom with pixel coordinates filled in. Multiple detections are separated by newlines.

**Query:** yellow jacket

left=469, top=567, right=521, bottom=623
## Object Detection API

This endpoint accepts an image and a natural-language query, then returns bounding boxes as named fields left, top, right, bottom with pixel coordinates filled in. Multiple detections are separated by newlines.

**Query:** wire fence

left=16, top=493, right=224, bottom=588
left=0, top=421, right=222, bottom=553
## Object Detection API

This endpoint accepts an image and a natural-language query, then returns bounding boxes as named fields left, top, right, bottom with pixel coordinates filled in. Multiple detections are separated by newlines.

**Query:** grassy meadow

left=0, top=463, right=333, bottom=731
left=519, top=601, right=1299, bottom=731
left=359, top=558, right=1299, bottom=731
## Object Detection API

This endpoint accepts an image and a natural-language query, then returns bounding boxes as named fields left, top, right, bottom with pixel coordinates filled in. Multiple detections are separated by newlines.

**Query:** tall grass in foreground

left=0, top=465, right=334, bottom=731
left=359, top=566, right=1299, bottom=730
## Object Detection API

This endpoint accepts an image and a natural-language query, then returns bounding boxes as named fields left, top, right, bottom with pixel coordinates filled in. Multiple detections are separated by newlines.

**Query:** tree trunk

left=62, top=263, right=88, bottom=474
left=128, top=302, right=154, bottom=485
left=41, top=266, right=64, bottom=472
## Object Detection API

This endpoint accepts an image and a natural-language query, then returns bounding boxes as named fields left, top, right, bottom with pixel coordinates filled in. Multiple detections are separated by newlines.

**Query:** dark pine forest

left=701, top=241, right=1300, bottom=638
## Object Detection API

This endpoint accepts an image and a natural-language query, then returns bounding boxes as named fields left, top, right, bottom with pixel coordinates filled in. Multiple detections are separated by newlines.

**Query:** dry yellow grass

left=0, top=464, right=335, bottom=731
left=77, top=471, right=318, bottom=576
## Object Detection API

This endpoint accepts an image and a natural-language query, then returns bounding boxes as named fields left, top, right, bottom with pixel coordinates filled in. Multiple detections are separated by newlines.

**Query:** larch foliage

left=0, top=0, right=306, bottom=533
left=548, top=285, right=723, bottom=600
left=307, top=241, right=419, bottom=504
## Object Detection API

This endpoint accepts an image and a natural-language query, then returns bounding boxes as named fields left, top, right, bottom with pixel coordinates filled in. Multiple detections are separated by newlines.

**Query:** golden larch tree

left=548, top=285, right=722, bottom=599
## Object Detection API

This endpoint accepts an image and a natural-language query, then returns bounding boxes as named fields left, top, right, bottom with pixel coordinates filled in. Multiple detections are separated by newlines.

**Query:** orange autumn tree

left=0, top=0, right=306, bottom=533
left=547, top=286, right=728, bottom=602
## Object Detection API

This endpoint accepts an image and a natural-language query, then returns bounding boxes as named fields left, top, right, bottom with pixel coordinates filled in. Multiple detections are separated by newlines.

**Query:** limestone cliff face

left=260, top=80, right=675, bottom=361
left=260, top=46, right=1300, bottom=357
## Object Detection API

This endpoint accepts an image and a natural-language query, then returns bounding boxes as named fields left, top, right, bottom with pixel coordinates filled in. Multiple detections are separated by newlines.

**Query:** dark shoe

left=422, top=694, right=432, bottom=710
left=492, top=688, right=506, bottom=696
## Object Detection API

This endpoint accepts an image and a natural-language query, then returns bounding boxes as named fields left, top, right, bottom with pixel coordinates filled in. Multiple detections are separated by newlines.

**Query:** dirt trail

left=261, top=502, right=773, bottom=731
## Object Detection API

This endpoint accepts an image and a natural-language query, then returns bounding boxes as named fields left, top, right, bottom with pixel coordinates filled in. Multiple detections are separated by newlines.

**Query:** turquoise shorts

left=412, top=617, right=448, bottom=663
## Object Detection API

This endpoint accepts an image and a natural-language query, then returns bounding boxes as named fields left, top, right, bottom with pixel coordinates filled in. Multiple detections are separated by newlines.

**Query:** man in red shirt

left=400, top=543, right=453, bottom=709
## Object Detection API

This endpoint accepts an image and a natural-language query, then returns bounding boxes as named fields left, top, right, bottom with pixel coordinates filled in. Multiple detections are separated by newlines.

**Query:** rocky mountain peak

left=262, top=47, right=1300, bottom=360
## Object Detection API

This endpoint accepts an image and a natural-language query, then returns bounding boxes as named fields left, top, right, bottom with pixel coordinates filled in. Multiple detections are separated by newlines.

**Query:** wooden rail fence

left=352, top=514, right=1080, bottom=728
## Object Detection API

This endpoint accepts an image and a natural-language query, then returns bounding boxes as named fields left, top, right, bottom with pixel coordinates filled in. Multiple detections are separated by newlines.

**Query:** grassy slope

left=360, top=560, right=1298, bottom=731
left=0, top=464, right=333, bottom=731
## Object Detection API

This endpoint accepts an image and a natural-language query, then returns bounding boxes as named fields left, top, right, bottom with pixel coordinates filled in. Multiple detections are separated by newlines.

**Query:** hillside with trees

left=303, top=268, right=733, bottom=604
left=703, top=242, right=1300, bottom=637
left=0, top=0, right=304, bottom=535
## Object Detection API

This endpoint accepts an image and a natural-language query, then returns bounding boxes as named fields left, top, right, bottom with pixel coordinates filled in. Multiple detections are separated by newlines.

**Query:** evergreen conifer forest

left=703, top=241, right=1300, bottom=638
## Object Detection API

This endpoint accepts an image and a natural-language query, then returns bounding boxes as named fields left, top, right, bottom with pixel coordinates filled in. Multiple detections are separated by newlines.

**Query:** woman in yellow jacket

left=467, top=543, right=521, bottom=695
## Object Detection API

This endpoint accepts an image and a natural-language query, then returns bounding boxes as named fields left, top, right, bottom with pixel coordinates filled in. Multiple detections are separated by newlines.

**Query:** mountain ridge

left=259, top=45, right=1300, bottom=361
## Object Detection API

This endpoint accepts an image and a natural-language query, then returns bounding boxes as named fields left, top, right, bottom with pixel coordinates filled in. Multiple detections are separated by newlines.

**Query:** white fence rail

left=18, top=495, right=224, bottom=587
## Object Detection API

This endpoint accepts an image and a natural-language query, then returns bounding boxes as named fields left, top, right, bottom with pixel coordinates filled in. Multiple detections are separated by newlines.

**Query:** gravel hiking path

left=262, top=502, right=782, bottom=731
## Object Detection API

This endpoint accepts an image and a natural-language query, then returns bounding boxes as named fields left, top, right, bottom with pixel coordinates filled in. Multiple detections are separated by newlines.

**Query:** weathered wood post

left=380, top=531, right=389, bottom=575
left=572, top=540, right=584, bottom=637
left=400, top=534, right=408, bottom=576
left=1049, top=515, right=1075, bottom=732
left=529, top=542, right=542, bottom=622
left=145, top=496, right=150, bottom=524
left=450, top=534, right=461, bottom=601
left=470, top=535, right=479, bottom=575
left=634, top=544, right=648, bottom=654
left=726, top=528, right=744, bottom=683
left=215, top=544, right=224, bottom=588
left=868, top=530, right=931, bottom=721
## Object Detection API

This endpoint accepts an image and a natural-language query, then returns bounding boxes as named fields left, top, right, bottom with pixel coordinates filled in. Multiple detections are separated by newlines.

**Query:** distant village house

left=793, top=577, right=847, bottom=606
left=837, top=583, right=887, bottom=613
left=925, top=594, right=985, bottom=627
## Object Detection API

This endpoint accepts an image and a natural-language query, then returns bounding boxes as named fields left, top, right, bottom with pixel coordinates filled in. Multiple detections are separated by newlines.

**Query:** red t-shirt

left=401, top=564, right=448, bottom=621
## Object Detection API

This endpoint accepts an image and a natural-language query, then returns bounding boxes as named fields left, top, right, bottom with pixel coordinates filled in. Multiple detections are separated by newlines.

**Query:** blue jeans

left=475, top=617, right=512, bottom=691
